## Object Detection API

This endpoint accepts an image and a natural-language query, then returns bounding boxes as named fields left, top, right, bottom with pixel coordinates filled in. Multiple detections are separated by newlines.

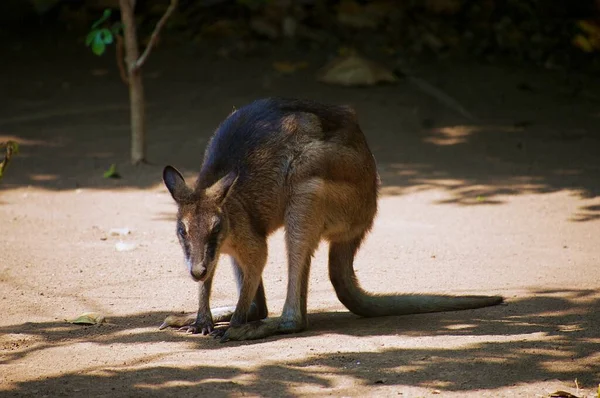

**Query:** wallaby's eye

left=177, top=221, right=187, bottom=237
left=211, top=219, right=222, bottom=235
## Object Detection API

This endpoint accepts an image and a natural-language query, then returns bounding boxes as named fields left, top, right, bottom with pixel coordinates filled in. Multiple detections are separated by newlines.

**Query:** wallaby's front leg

left=160, top=275, right=215, bottom=335
left=215, top=239, right=268, bottom=342
left=159, top=261, right=268, bottom=334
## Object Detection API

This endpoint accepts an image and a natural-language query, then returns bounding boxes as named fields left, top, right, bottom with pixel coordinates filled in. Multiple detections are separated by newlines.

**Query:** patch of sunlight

left=444, top=323, right=477, bottom=330
left=390, top=365, right=424, bottom=373
left=0, top=333, right=45, bottom=344
left=29, top=174, right=59, bottom=182
left=557, top=324, right=585, bottom=333
left=97, top=327, right=194, bottom=343
left=541, top=354, right=599, bottom=373
left=423, top=125, right=519, bottom=146
left=424, top=126, right=476, bottom=145
left=0, top=135, right=59, bottom=147
left=418, top=178, right=465, bottom=188
left=420, top=380, right=453, bottom=388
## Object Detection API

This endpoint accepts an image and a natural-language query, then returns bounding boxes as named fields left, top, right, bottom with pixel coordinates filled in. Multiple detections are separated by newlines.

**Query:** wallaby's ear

left=206, top=171, right=238, bottom=206
left=163, top=165, right=190, bottom=203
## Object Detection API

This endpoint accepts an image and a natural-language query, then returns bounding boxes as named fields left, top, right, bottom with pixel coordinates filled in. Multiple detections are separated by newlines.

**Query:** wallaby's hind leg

left=219, top=185, right=323, bottom=341
left=277, top=208, right=322, bottom=333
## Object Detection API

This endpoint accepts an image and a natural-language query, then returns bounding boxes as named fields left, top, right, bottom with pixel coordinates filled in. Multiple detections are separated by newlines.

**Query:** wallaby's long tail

left=328, top=240, right=503, bottom=317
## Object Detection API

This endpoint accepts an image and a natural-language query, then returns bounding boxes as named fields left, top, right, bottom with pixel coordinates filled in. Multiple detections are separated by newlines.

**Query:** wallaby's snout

left=190, top=264, right=208, bottom=282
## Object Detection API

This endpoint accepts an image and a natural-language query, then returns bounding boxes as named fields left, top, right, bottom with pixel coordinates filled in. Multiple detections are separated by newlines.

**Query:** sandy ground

left=1, top=37, right=599, bottom=397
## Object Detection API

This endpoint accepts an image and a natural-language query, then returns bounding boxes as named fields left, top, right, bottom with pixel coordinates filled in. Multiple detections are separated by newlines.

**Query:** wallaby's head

left=163, top=165, right=237, bottom=282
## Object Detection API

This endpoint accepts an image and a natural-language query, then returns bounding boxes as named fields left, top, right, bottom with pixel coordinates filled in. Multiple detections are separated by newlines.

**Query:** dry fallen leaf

left=317, top=53, right=397, bottom=87
left=67, top=312, right=106, bottom=325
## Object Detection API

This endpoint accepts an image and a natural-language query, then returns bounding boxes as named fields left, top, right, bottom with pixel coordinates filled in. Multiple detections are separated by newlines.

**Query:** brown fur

left=161, top=98, right=503, bottom=342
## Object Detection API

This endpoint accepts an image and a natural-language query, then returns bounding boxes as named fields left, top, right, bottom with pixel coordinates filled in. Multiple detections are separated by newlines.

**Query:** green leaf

left=91, top=8, right=112, bottom=30
left=103, top=164, right=121, bottom=179
left=99, top=28, right=114, bottom=44
left=85, top=30, right=97, bottom=46
left=92, top=34, right=106, bottom=56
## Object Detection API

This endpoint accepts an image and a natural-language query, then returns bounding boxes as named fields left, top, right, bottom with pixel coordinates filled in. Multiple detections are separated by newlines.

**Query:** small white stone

left=115, top=241, right=137, bottom=252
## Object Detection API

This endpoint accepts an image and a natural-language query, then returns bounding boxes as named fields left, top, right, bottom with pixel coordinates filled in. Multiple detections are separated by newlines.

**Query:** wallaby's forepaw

left=175, top=323, right=209, bottom=335
left=159, top=314, right=214, bottom=335
left=214, top=320, right=279, bottom=343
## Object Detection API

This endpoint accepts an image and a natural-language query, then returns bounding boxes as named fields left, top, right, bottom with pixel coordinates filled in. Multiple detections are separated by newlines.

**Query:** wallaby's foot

left=215, top=319, right=280, bottom=343
left=213, top=316, right=306, bottom=343
left=159, top=304, right=266, bottom=335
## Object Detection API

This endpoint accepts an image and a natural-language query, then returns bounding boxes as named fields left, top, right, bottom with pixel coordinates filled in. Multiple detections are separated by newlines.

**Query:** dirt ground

left=1, top=35, right=599, bottom=397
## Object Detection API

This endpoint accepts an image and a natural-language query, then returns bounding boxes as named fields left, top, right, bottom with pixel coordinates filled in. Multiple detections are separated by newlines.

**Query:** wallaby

left=160, top=97, right=503, bottom=342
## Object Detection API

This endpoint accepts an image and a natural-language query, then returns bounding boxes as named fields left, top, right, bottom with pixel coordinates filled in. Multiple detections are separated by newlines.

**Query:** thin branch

left=407, top=74, right=476, bottom=120
left=134, top=0, right=178, bottom=71
left=396, top=64, right=476, bottom=120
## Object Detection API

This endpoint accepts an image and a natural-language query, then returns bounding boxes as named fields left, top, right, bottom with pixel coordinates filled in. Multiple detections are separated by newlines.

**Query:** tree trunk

left=119, top=0, right=146, bottom=165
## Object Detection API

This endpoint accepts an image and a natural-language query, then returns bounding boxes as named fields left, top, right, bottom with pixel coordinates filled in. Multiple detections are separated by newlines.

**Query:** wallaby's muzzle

left=190, top=265, right=208, bottom=282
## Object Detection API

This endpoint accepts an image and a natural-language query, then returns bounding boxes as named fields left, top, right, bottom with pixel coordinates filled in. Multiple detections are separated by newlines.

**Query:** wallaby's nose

left=190, top=266, right=208, bottom=282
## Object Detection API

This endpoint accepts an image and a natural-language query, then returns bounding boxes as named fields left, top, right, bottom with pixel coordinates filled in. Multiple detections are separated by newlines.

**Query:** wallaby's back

left=196, top=97, right=379, bottom=238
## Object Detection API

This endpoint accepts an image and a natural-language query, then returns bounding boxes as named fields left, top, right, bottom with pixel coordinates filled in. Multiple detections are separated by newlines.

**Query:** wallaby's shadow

left=2, top=289, right=598, bottom=396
